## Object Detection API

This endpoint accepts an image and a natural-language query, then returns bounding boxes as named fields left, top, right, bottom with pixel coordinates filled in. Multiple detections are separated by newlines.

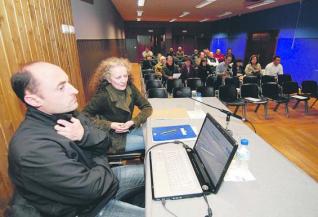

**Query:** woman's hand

left=123, top=120, right=135, bottom=129
left=111, top=122, right=131, bottom=133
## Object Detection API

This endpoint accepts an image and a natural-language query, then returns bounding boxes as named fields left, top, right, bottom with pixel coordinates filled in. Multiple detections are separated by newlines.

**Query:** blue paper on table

left=152, top=125, right=197, bottom=142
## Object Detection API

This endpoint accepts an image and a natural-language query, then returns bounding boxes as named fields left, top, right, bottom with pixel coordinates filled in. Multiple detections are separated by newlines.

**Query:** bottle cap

left=240, top=139, right=249, bottom=145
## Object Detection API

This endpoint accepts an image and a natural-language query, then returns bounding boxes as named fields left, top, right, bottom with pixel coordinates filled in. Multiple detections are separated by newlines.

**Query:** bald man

left=7, top=62, right=144, bottom=217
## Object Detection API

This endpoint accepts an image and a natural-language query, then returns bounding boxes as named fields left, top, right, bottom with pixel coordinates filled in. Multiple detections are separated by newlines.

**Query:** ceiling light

left=148, top=29, right=154, bottom=33
left=137, top=0, right=145, bottom=7
left=200, top=18, right=209, bottom=22
left=169, top=18, right=176, bottom=22
left=137, top=18, right=141, bottom=21
left=195, top=0, right=216, bottom=9
left=218, top=11, right=233, bottom=17
left=247, top=0, right=275, bottom=9
left=182, top=30, right=188, bottom=33
left=137, top=10, right=143, bottom=16
left=179, top=11, right=190, bottom=18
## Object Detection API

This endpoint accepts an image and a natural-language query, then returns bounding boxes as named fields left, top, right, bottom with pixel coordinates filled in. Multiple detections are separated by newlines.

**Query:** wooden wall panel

left=0, top=0, right=85, bottom=214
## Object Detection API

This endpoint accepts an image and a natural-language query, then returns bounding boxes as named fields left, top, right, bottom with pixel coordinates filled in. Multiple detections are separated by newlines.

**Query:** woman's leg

left=125, top=128, right=145, bottom=152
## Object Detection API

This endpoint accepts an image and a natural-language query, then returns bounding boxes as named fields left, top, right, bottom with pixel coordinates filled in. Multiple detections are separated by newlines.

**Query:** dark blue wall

left=209, top=0, right=318, bottom=84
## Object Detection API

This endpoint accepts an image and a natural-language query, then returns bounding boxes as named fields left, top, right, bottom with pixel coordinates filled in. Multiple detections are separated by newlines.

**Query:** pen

left=160, top=129, right=177, bottom=135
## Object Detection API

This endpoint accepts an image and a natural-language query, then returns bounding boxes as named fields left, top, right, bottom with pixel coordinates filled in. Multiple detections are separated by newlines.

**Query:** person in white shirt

left=264, top=56, right=283, bottom=77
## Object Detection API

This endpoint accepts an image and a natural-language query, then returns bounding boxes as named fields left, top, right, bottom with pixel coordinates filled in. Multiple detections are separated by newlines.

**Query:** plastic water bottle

left=236, top=139, right=250, bottom=170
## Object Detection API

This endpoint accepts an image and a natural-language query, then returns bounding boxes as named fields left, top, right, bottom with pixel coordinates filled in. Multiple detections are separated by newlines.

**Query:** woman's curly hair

left=89, top=57, right=133, bottom=96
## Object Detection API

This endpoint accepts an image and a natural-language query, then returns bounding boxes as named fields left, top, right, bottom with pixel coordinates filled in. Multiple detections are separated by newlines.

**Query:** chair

left=167, top=79, right=183, bottom=93
left=262, top=82, right=289, bottom=116
left=205, top=76, right=215, bottom=87
left=144, top=73, right=156, bottom=82
left=147, top=88, right=168, bottom=98
left=142, top=69, right=154, bottom=77
left=219, top=85, right=246, bottom=120
left=146, top=79, right=162, bottom=90
left=277, top=74, right=292, bottom=86
left=261, top=75, right=276, bottom=85
left=283, top=81, right=309, bottom=113
left=225, top=77, right=240, bottom=88
left=173, top=87, right=192, bottom=98
left=243, top=76, right=259, bottom=85
left=107, top=150, right=145, bottom=167
left=301, top=80, right=318, bottom=108
left=197, top=86, right=214, bottom=97
left=241, top=83, right=269, bottom=119
left=187, top=78, right=203, bottom=90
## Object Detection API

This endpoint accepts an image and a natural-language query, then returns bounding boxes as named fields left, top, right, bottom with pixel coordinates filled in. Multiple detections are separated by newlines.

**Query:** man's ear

left=24, top=91, right=42, bottom=108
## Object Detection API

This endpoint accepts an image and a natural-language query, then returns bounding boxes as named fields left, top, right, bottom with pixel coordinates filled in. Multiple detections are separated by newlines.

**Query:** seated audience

left=245, top=54, right=262, bottom=78
left=216, top=55, right=233, bottom=79
left=198, top=58, right=214, bottom=82
left=226, top=48, right=236, bottom=63
left=7, top=61, right=145, bottom=217
left=214, top=49, right=225, bottom=62
left=162, top=55, right=180, bottom=82
left=154, top=55, right=166, bottom=78
left=166, top=47, right=175, bottom=57
left=176, top=46, right=185, bottom=61
left=142, top=47, right=153, bottom=59
left=180, top=56, right=196, bottom=84
left=264, top=56, right=284, bottom=77
left=232, top=59, right=245, bottom=77
left=142, top=55, right=155, bottom=70
left=84, top=57, right=153, bottom=154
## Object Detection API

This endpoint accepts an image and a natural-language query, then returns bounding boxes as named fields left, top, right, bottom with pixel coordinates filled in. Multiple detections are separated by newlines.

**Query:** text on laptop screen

left=194, top=117, right=235, bottom=185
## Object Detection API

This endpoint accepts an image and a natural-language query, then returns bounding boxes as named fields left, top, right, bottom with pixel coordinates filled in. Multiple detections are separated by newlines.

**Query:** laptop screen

left=194, top=113, right=237, bottom=189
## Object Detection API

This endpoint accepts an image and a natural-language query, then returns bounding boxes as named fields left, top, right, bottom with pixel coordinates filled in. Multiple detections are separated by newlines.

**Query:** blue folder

left=152, top=124, right=197, bottom=142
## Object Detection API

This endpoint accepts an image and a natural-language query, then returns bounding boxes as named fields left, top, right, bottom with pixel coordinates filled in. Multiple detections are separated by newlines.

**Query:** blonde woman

left=83, top=57, right=152, bottom=154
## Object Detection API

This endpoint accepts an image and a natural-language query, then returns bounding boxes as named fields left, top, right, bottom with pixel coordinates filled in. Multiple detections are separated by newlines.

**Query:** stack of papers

left=245, top=97, right=262, bottom=102
left=291, top=95, right=308, bottom=100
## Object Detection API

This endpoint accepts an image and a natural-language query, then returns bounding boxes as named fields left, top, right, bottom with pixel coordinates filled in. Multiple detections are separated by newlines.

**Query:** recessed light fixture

left=137, top=10, right=143, bottom=16
left=218, top=11, right=233, bottom=17
left=169, top=18, right=176, bottom=22
left=247, top=0, right=275, bottom=9
left=148, top=29, right=154, bottom=33
left=179, top=11, right=190, bottom=18
left=195, top=0, right=216, bottom=9
left=137, top=18, right=141, bottom=21
left=137, top=0, right=145, bottom=7
left=182, top=30, right=188, bottom=33
left=200, top=18, right=209, bottom=22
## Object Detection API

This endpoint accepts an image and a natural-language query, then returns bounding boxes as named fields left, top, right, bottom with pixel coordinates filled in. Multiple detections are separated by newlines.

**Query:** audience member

left=192, top=49, right=199, bottom=61
left=162, top=55, right=180, bottom=82
left=154, top=55, right=166, bottom=78
left=176, top=46, right=185, bottom=61
left=142, top=47, right=153, bottom=59
left=84, top=57, right=152, bottom=154
left=232, top=59, right=245, bottom=77
left=141, top=55, right=155, bottom=70
left=245, top=54, right=262, bottom=77
left=214, top=49, right=225, bottom=62
left=226, top=48, right=236, bottom=63
left=198, top=58, right=214, bottom=82
left=180, top=56, right=196, bottom=84
left=166, top=47, right=175, bottom=57
left=216, top=55, right=233, bottom=79
left=7, top=61, right=145, bottom=217
left=206, top=51, right=218, bottom=67
left=264, top=56, right=284, bottom=77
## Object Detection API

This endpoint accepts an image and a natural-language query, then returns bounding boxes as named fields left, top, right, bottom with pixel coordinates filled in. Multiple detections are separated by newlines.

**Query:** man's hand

left=54, top=117, right=84, bottom=141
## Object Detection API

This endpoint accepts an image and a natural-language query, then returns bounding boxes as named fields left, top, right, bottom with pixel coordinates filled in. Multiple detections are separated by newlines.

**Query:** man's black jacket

left=8, top=106, right=119, bottom=217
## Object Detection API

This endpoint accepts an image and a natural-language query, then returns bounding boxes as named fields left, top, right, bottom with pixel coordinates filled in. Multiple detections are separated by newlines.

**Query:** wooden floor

left=132, top=63, right=318, bottom=182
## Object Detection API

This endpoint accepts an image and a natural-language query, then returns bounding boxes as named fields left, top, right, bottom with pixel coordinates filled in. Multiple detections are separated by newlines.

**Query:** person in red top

left=214, top=49, right=225, bottom=62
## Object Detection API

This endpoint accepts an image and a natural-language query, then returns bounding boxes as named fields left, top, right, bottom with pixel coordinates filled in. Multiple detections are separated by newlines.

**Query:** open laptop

left=149, top=113, right=238, bottom=200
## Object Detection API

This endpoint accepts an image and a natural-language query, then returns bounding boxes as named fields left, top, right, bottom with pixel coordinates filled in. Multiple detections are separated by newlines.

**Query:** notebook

left=149, top=113, right=238, bottom=200
left=152, top=124, right=197, bottom=142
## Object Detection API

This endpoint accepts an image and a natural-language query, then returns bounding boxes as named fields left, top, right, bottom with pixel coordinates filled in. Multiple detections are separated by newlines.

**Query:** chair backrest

left=144, top=73, right=156, bottom=81
left=187, top=78, right=203, bottom=90
left=262, top=82, right=279, bottom=99
left=301, top=80, right=317, bottom=94
left=225, top=77, right=240, bottom=88
left=197, top=86, right=214, bottom=97
left=219, top=85, right=238, bottom=102
left=282, top=81, right=298, bottom=95
left=146, top=79, right=162, bottom=90
left=277, top=74, right=292, bottom=86
left=243, top=76, right=258, bottom=84
left=214, top=75, right=223, bottom=90
left=148, top=88, right=168, bottom=98
left=142, top=69, right=154, bottom=77
left=261, top=75, right=276, bottom=84
left=167, top=79, right=183, bottom=93
left=205, top=76, right=214, bottom=87
left=241, top=83, right=259, bottom=98
left=173, top=87, right=192, bottom=98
